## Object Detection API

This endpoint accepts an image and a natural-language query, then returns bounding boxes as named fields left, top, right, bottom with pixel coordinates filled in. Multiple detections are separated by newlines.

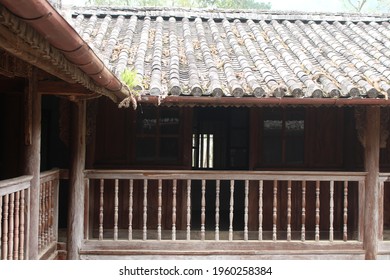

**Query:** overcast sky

left=61, top=0, right=382, bottom=13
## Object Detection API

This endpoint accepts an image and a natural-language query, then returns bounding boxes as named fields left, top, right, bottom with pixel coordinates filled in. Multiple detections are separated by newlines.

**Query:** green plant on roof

left=121, top=68, right=139, bottom=88
left=119, top=68, right=142, bottom=109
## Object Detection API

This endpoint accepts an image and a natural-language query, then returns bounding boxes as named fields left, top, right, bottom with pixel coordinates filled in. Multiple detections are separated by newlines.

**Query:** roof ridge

left=70, top=6, right=390, bottom=23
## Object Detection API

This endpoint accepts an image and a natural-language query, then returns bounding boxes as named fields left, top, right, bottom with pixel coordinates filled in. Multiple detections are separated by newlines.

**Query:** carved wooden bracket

left=355, top=107, right=390, bottom=148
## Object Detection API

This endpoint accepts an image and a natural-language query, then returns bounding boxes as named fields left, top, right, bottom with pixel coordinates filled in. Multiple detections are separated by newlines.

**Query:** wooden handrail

left=39, top=169, right=60, bottom=184
left=85, top=169, right=367, bottom=181
left=0, top=176, right=33, bottom=197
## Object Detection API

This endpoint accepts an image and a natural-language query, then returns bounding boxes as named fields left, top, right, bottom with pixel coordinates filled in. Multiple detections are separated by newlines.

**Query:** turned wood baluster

left=2, top=194, right=9, bottom=259
left=19, top=190, right=25, bottom=260
left=38, top=184, right=43, bottom=251
left=14, top=191, right=20, bottom=260
left=329, top=181, right=334, bottom=241
left=50, top=181, right=55, bottom=243
left=315, top=181, right=320, bottom=241
left=48, top=181, right=53, bottom=244
left=42, top=182, right=46, bottom=249
left=128, top=180, right=133, bottom=241
left=114, top=179, right=119, bottom=241
left=98, top=179, right=104, bottom=240
left=229, top=180, right=235, bottom=241
left=343, top=181, right=348, bottom=241
left=186, top=180, right=191, bottom=240
left=287, top=180, right=292, bottom=241
left=258, top=180, right=263, bottom=241
left=44, top=182, right=49, bottom=248
left=301, top=181, right=306, bottom=242
left=143, top=179, right=148, bottom=241
left=8, top=193, right=14, bottom=259
left=172, top=179, right=177, bottom=241
left=187, top=180, right=191, bottom=240
left=201, top=180, right=206, bottom=241
left=41, top=183, right=46, bottom=248
left=272, top=180, right=277, bottom=241
left=215, top=180, right=220, bottom=241
left=244, top=180, right=249, bottom=241
left=157, top=179, right=162, bottom=241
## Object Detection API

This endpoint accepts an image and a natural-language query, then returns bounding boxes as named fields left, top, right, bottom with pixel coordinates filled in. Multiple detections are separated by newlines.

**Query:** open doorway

left=191, top=107, right=249, bottom=231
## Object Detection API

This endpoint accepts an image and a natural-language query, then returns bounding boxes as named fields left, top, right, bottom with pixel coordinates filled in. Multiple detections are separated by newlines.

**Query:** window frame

left=254, top=107, right=307, bottom=169
left=133, top=106, right=183, bottom=166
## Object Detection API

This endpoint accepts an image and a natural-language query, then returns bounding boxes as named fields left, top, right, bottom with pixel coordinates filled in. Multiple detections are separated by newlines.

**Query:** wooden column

left=23, top=67, right=40, bottom=260
left=67, top=100, right=86, bottom=260
left=364, top=106, right=380, bottom=260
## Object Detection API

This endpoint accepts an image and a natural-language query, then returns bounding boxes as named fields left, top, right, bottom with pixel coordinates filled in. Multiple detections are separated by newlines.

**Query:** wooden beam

left=67, top=100, right=86, bottom=260
left=37, top=80, right=96, bottom=96
left=23, top=67, right=40, bottom=259
left=364, top=106, right=380, bottom=260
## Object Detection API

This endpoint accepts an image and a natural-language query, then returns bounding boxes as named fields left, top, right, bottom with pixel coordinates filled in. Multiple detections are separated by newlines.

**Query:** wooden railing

left=379, top=173, right=390, bottom=241
left=0, top=169, right=60, bottom=260
left=0, top=175, right=32, bottom=260
left=84, top=170, right=366, bottom=243
left=38, top=169, right=59, bottom=257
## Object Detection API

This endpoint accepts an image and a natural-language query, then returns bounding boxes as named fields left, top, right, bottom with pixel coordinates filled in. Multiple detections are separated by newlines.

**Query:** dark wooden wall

left=92, top=98, right=365, bottom=171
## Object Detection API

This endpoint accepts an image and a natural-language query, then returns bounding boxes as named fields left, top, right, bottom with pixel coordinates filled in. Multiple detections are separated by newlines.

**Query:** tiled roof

left=69, top=7, right=390, bottom=102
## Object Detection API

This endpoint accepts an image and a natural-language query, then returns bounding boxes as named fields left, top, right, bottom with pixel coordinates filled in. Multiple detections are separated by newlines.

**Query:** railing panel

left=38, top=169, right=60, bottom=257
left=0, top=176, right=32, bottom=260
left=84, top=170, right=366, bottom=243
left=379, top=174, right=390, bottom=241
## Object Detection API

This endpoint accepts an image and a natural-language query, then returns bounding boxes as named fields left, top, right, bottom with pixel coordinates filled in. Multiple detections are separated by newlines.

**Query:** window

left=262, top=108, right=305, bottom=166
left=192, top=133, right=214, bottom=168
left=135, top=107, right=180, bottom=163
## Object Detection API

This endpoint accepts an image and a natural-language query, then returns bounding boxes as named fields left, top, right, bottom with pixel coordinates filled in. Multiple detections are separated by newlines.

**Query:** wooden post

left=23, top=67, right=40, bottom=260
left=364, top=106, right=380, bottom=260
left=67, top=100, right=86, bottom=260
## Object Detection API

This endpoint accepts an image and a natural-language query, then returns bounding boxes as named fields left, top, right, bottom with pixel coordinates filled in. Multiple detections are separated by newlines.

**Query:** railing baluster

left=98, top=179, right=104, bottom=240
left=301, top=181, right=306, bottom=242
left=128, top=180, right=133, bottom=241
left=229, top=180, right=234, bottom=241
left=143, top=179, right=148, bottom=241
left=14, top=191, right=20, bottom=260
left=19, top=190, right=25, bottom=260
left=172, top=179, right=177, bottom=241
left=215, top=180, right=220, bottom=241
left=114, top=179, right=119, bottom=241
left=343, top=181, right=348, bottom=241
left=201, top=180, right=206, bottom=241
left=49, top=181, right=54, bottom=243
left=329, top=181, right=334, bottom=242
left=186, top=180, right=191, bottom=241
left=272, top=180, right=277, bottom=241
left=287, top=180, right=292, bottom=241
left=84, top=178, right=89, bottom=240
left=38, top=184, right=43, bottom=251
left=258, top=180, right=263, bottom=241
left=315, top=181, right=320, bottom=241
left=2, top=194, right=9, bottom=259
left=244, top=180, right=249, bottom=241
left=157, top=179, right=162, bottom=241
left=8, top=193, right=14, bottom=259
left=44, top=182, right=49, bottom=248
